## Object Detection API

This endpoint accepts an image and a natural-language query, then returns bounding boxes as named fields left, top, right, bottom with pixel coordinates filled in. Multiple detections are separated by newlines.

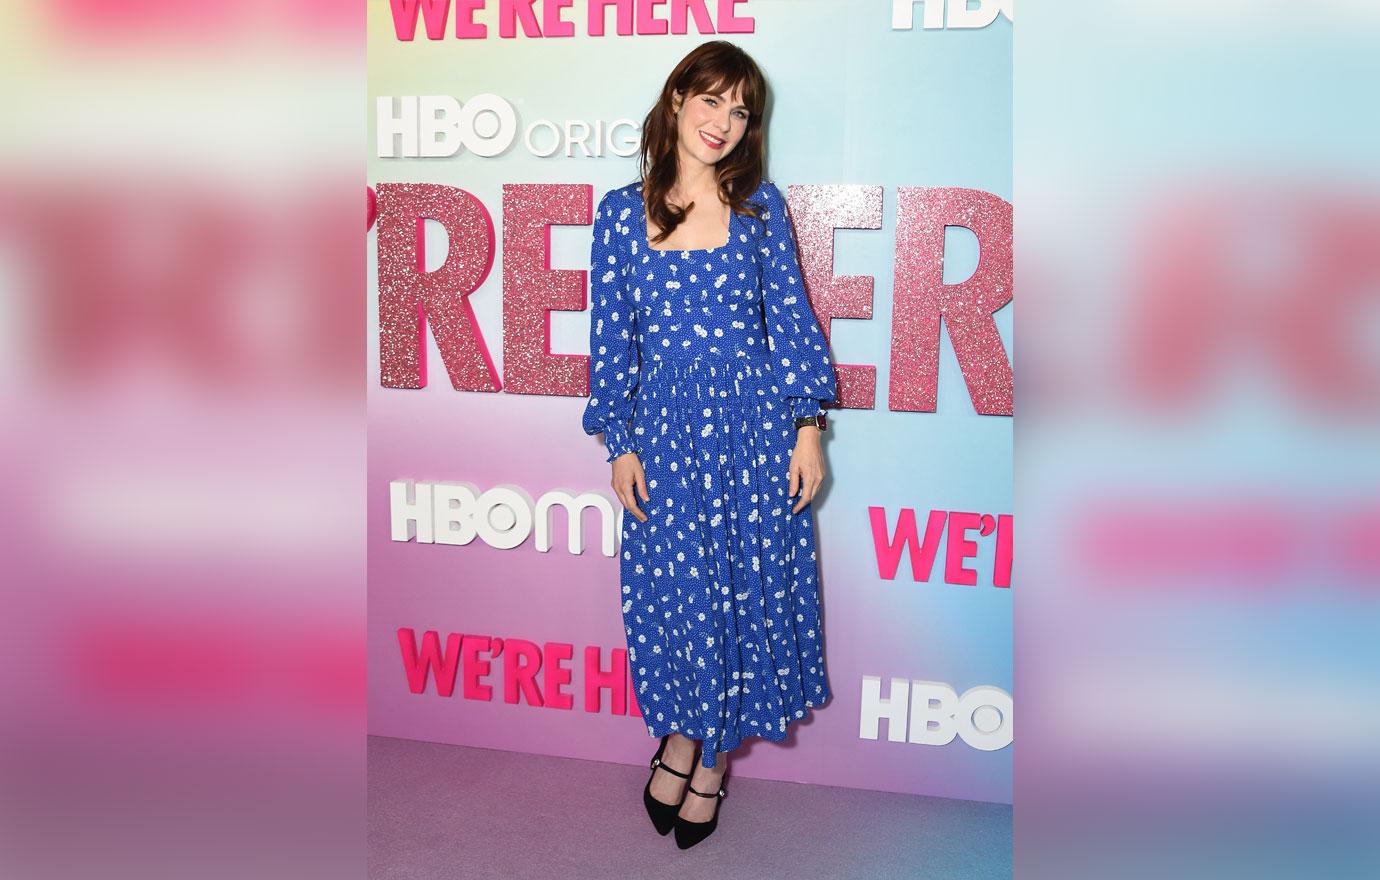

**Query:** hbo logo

left=891, top=0, right=1013, bottom=30
left=377, top=94, right=518, bottom=158
left=376, top=93, right=639, bottom=159
left=859, top=676, right=1012, bottom=750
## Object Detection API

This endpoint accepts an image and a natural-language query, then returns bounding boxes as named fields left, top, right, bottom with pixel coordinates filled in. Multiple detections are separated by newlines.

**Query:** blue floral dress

left=582, top=178, right=838, bottom=768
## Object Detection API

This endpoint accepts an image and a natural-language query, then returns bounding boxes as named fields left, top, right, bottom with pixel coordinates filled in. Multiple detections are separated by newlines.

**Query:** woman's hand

left=788, top=427, right=825, bottom=514
left=612, top=452, right=651, bottom=522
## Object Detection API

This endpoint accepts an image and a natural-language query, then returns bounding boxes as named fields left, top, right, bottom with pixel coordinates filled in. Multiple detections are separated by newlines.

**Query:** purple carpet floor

left=368, top=735, right=1011, bottom=879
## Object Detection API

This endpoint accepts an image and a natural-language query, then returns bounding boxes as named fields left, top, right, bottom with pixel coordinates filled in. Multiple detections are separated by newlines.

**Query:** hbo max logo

left=859, top=676, right=1012, bottom=750
left=389, top=479, right=625, bottom=557
left=376, top=93, right=640, bottom=159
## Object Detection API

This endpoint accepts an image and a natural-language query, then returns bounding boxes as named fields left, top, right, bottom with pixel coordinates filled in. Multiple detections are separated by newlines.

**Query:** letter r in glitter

left=374, top=183, right=501, bottom=390
left=890, top=187, right=1012, bottom=415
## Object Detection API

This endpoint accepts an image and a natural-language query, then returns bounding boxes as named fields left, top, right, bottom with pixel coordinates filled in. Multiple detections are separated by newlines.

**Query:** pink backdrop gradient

left=368, top=389, right=1011, bottom=802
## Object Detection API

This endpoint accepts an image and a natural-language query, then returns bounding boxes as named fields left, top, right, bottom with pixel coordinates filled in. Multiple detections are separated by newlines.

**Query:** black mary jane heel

left=643, top=735, right=693, bottom=835
left=673, top=769, right=727, bottom=849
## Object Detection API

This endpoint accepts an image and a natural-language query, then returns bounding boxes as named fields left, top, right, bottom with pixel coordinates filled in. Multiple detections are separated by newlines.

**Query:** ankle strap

left=687, top=783, right=726, bottom=799
left=650, top=757, right=692, bottom=780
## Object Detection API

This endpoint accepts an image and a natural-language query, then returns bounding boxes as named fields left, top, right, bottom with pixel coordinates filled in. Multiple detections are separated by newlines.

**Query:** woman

left=581, top=40, right=838, bottom=849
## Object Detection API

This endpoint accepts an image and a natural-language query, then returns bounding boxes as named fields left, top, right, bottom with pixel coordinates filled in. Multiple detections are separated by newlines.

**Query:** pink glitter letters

left=890, top=187, right=1013, bottom=415
left=502, top=183, right=592, bottom=396
left=375, top=183, right=500, bottom=390
left=787, top=184, right=884, bottom=410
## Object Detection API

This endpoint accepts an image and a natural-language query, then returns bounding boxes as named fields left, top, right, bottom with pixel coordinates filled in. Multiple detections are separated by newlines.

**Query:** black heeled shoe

left=643, top=736, right=693, bottom=835
left=673, top=771, right=727, bottom=849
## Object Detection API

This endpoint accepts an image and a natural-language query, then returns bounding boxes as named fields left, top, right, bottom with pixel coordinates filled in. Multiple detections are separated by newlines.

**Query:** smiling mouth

left=699, top=131, right=726, bottom=147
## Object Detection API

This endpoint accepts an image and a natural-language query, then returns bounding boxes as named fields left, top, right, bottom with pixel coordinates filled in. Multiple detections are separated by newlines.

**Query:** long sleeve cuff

left=601, top=419, right=637, bottom=463
left=788, top=397, right=826, bottom=421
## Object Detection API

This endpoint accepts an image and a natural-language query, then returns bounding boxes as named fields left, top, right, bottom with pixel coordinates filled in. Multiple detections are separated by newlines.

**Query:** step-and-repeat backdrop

left=367, top=0, right=1012, bottom=804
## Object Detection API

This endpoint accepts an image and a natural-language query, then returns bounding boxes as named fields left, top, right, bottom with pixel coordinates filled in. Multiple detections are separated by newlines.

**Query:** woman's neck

left=669, top=161, right=722, bottom=205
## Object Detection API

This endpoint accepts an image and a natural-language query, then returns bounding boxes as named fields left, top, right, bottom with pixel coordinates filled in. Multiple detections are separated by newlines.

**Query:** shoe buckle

left=717, top=788, right=726, bottom=798
left=650, top=757, right=661, bottom=770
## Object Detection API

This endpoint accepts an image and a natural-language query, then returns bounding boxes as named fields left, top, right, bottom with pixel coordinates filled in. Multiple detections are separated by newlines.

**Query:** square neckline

left=640, top=188, right=735, bottom=255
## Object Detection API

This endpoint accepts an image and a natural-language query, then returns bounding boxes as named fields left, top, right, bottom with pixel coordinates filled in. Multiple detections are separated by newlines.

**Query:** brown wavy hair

left=638, top=40, right=769, bottom=247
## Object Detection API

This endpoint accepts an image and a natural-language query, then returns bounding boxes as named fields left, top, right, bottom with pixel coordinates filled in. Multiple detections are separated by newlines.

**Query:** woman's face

left=671, top=84, right=750, bottom=169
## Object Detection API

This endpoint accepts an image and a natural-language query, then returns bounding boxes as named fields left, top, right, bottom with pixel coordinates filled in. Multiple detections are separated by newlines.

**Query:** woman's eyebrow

left=710, top=91, right=749, bottom=111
